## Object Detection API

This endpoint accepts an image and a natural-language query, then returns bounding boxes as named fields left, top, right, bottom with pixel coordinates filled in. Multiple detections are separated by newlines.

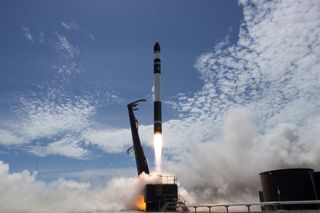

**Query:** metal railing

left=179, top=200, right=320, bottom=213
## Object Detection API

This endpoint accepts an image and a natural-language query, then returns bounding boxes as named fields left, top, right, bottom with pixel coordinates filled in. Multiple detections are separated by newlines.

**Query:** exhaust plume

left=0, top=162, right=194, bottom=213
left=153, top=133, right=163, bottom=173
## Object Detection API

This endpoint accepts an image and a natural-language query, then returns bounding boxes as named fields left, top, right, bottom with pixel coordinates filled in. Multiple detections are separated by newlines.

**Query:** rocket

left=153, top=42, right=162, bottom=134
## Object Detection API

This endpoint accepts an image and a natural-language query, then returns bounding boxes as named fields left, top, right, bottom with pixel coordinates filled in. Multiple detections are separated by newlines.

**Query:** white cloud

left=55, top=33, right=80, bottom=58
left=161, top=0, right=320, bottom=202
left=19, top=97, right=94, bottom=140
left=0, top=84, right=127, bottom=159
left=22, top=27, right=34, bottom=42
left=82, top=128, right=132, bottom=153
left=0, top=88, right=129, bottom=159
left=61, top=21, right=95, bottom=41
left=0, top=91, right=95, bottom=158
left=42, top=167, right=136, bottom=186
left=61, top=22, right=80, bottom=31
left=0, top=129, right=24, bottom=145
left=81, top=124, right=155, bottom=155
left=22, top=28, right=46, bottom=44
left=2, top=23, right=117, bottom=159
left=38, top=32, right=45, bottom=43
left=171, top=0, right=320, bottom=133
left=30, top=136, right=88, bottom=159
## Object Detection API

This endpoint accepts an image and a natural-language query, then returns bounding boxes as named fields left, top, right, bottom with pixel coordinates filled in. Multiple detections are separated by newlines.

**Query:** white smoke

left=161, top=0, right=320, bottom=203
left=0, top=161, right=195, bottom=213
left=163, top=108, right=320, bottom=202
left=0, top=161, right=166, bottom=213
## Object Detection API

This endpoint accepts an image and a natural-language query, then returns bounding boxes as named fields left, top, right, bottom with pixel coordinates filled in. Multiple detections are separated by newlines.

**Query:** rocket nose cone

left=154, top=42, right=160, bottom=52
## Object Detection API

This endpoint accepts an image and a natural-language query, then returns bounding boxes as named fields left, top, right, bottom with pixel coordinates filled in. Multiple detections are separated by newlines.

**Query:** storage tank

left=260, top=168, right=319, bottom=210
left=314, top=171, right=320, bottom=198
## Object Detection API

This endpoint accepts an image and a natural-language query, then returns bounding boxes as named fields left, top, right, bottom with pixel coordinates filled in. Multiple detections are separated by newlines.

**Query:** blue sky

left=0, top=0, right=320, bottom=211
left=0, top=0, right=242, bottom=174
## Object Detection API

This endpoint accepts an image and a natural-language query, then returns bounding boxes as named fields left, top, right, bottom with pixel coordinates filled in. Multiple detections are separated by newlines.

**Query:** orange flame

left=136, top=194, right=146, bottom=211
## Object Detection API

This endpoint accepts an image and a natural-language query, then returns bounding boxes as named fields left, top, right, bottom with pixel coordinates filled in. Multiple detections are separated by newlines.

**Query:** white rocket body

left=153, top=42, right=162, bottom=134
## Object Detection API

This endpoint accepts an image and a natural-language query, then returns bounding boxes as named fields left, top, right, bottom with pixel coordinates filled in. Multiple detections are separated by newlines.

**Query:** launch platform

left=145, top=175, right=178, bottom=212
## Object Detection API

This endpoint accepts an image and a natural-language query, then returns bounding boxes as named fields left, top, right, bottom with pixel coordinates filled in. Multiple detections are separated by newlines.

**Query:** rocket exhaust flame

left=153, top=133, right=163, bottom=173
left=135, top=194, right=146, bottom=211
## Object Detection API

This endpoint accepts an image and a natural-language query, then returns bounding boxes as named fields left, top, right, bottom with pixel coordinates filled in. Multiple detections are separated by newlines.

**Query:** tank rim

left=259, top=167, right=314, bottom=175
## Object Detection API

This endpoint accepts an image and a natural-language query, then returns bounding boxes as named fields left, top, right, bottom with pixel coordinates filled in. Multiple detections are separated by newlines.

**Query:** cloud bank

left=0, top=26, right=123, bottom=159
left=162, top=0, right=320, bottom=202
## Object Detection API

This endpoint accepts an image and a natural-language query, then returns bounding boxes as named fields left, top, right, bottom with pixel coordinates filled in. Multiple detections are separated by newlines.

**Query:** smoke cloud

left=163, top=108, right=320, bottom=202
left=0, top=161, right=167, bottom=213
left=0, top=161, right=194, bottom=213
left=161, top=0, right=320, bottom=203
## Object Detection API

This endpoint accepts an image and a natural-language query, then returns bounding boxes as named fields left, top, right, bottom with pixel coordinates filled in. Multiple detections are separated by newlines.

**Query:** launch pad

left=145, top=175, right=178, bottom=212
